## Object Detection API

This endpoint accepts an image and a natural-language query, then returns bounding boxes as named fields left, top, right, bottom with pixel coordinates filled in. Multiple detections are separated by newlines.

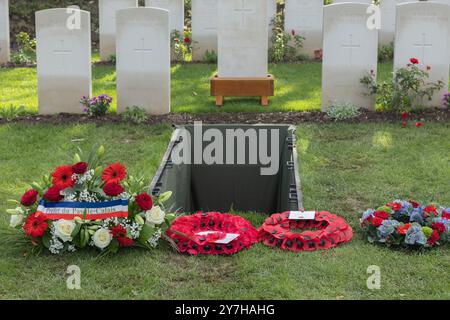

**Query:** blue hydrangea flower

left=405, top=224, right=427, bottom=245
left=377, top=220, right=400, bottom=242
left=409, top=207, right=424, bottom=224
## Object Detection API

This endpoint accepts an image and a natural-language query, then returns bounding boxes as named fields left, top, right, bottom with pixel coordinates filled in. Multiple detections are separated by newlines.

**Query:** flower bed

left=7, top=146, right=175, bottom=255
left=360, top=200, right=450, bottom=249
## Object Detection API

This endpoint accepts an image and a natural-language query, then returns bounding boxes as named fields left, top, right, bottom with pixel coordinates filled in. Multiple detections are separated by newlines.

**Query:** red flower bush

left=103, top=183, right=124, bottom=197
left=44, top=185, right=63, bottom=202
left=72, top=162, right=88, bottom=175
left=135, top=193, right=153, bottom=211
left=102, top=163, right=126, bottom=184
left=21, top=189, right=38, bottom=207
left=23, top=213, right=48, bottom=238
left=51, top=165, right=74, bottom=189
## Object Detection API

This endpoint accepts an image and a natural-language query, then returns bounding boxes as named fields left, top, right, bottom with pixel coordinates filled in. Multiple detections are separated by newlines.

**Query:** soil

left=1, top=109, right=449, bottom=126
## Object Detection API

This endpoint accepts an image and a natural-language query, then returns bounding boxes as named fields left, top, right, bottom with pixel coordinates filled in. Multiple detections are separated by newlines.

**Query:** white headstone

left=116, top=8, right=170, bottom=115
left=267, top=0, right=277, bottom=37
left=322, top=3, right=378, bottom=110
left=192, top=0, right=218, bottom=61
left=284, top=0, right=323, bottom=58
left=394, top=1, right=450, bottom=107
left=332, top=0, right=372, bottom=3
left=218, top=0, right=268, bottom=78
left=36, top=9, right=92, bottom=114
left=145, top=0, right=184, bottom=34
left=99, top=0, right=137, bottom=61
left=0, top=0, right=9, bottom=64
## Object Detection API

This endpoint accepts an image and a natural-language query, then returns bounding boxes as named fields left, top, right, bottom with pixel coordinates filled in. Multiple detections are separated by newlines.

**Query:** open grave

left=150, top=124, right=303, bottom=214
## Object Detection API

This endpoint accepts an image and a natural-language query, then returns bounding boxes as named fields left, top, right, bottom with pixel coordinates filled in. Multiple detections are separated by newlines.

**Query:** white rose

left=93, top=228, right=112, bottom=249
left=145, top=206, right=166, bottom=225
left=54, top=220, right=76, bottom=242
left=10, top=214, right=24, bottom=228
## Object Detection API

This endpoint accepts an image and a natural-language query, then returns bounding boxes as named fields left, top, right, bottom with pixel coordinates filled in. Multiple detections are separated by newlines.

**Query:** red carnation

left=135, top=193, right=153, bottom=211
left=21, top=189, right=39, bottom=207
left=23, top=213, right=48, bottom=238
left=427, top=229, right=440, bottom=246
left=371, top=217, right=384, bottom=227
left=102, top=163, right=126, bottom=184
left=111, top=225, right=134, bottom=247
left=410, top=58, right=419, bottom=65
left=44, top=185, right=63, bottom=202
left=415, top=122, right=424, bottom=127
left=432, top=222, right=446, bottom=233
left=374, top=211, right=390, bottom=220
left=51, top=165, right=75, bottom=189
left=103, top=183, right=124, bottom=197
left=387, top=202, right=402, bottom=211
left=72, top=162, right=88, bottom=175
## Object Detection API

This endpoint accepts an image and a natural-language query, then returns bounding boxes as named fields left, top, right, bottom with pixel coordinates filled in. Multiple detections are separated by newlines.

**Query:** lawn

left=0, top=61, right=396, bottom=114
left=0, top=122, right=449, bottom=300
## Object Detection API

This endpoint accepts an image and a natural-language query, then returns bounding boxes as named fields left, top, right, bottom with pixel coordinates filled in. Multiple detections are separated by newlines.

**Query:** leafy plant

left=378, top=42, right=394, bottom=62
left=122, top=106, right=149, bottom=125
left=0, top=105, right=25, bottom=121
left=203, top=50, right=217, bottom=64
left=107, top=54, right=116, bottom=64
left=269, top=14, right=305, bottom=63
left=171, top=30, right=192, bottom=62
left=326, top=103, right=361, bottom=121
left=361, top=58, right=445, bottom=112
left=11, top=32, right=36, bottom=65
left=80, top=94, right=113, bottom=117
left=442, top=92, right=450, bottom=108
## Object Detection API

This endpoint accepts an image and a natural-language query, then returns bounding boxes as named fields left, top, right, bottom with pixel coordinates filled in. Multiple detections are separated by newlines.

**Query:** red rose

left=44, top=185, right=63, bottom=202
left=371, top=217, right=383, bottom=227
left=432, top=222, right=446, bottom=233
left=102, top=163, right=126, bottom=184
left=184, top=37, right=190, bottom=44
left=135, top=193, right=153, bottom=211
left=23, top=213, right=48, bottom=238
left=410, top=58, right=419, bottom=65
left=103, top=183, right=124, bottom=197
left=21, top=189, right=39, bottom=207
left=111, top=225, right=134, bottom=247
left=291, top=29, right=296, bottom=36
left=401, top=112, right=409, bottom=120
left=51, top=165, right=75, bottom=189
left=427, top=229, right=440, bottom=246
left=397, top=223, right=411, bottom=235
left=415, top=122, right=424, bottom=127
left=374, top=211, right=390, bottom=220
left=402, top=121, right=407, bottom=127
left=72, top=162, right=88, bottom=175
left=387, top=202, right=402, bottom=211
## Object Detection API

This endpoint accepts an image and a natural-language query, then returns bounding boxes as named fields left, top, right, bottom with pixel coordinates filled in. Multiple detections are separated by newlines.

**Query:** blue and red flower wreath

left=258, top=211, right=353, bottom=251
left=166, top=212, right=258, bottom=255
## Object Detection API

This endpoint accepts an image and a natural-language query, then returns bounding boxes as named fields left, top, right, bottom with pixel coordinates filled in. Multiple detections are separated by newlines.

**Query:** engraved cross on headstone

left=341, top=34, right=360, bottom=66
left=53, top=40, right=72, bottom=73
left=413, top=33, right=432, bottom=65
left=134, top=37, right=152, bottom=67
left=234, top=0, right=254, bottom=28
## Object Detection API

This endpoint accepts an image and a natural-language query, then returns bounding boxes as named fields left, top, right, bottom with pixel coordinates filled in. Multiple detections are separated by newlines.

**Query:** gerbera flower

left=51, top=165, right=75, bottom=189
left=102, top=163, right=126, bottom=184
left=23, top=213, right=48, bottom=238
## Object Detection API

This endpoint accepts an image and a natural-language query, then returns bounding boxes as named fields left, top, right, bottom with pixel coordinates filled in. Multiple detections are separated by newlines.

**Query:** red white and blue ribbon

left=36, top=200, right=129, bottom=220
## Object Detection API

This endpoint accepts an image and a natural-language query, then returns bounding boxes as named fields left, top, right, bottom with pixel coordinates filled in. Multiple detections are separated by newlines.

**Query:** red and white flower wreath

left=258, top=211, right=353, bottom=251
left=166, top=212, right=259, bottom=255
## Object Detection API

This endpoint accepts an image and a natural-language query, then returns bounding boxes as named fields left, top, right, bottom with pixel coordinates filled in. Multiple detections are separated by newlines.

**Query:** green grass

left=0, top=122, right=449, bottom=300
left=0, top=61, right=399, bottom=114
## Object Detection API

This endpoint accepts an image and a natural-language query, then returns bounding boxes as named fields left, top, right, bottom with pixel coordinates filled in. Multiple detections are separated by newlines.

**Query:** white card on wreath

left=289, top=211, right=316, bottom=220
left=196, top=231, right=240, bottom=244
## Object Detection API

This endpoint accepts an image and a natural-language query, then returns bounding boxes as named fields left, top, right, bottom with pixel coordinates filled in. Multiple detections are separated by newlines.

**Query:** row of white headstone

left=2, top=1, right=450, bottom=114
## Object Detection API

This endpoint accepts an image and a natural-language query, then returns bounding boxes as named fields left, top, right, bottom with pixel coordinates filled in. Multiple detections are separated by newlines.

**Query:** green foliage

left=107, top=54, right=116, bottom=64
left=121, top=106, right=149, bottom=125
left=11, top=32, right=36, bottom=65
left=0, top=105, right=25, bottom=121
left=326, top=103, right=362, bottom=121
left=269, top=13, right=305, bottom=63
left=202, top=50, right=218, bottom=64
left=378, top=42, right=394, bottom=63
left=171, top=30, right=192, bottom=62
left=361, top=63, right=445, bottom=111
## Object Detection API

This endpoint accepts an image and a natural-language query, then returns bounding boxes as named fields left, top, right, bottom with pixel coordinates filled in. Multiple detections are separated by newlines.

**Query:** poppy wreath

left=258, top=211, right=353, bottom=251
left=360, top=200, right=450, bottom=249
left=166, top=212, right=258, bottom=255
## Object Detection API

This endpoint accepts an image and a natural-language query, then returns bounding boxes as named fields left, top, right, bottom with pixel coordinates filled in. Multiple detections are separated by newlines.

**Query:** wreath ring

left=258, top=211, right=353, bottom=251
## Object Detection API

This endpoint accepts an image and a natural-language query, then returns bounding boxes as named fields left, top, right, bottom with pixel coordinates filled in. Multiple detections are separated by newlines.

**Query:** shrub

left=107, top=54, right=116, bottom=64
left=11, top=32, right=36, bottom=65
left=122, top=106, right=149, bottom=124
left=326, top=103, right=361, bottom=121
left=80, top=94, right=113, bottom=117
left=361, top=58, right=444, bottom=112
left=171, top=30, right=192, bottom=62
left=203, top=50, right=217, bottom=64
left=378, top=42, right=394, bottom=62
left=0, top=105, right=25, bottom=121
left=269, top=14, right=305, bottom=63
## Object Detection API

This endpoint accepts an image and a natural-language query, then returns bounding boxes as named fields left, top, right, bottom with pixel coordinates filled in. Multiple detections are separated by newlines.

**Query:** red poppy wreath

left=166, top=212, right=258, bottom=255
left=258, top=211, right=353, bottom=251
